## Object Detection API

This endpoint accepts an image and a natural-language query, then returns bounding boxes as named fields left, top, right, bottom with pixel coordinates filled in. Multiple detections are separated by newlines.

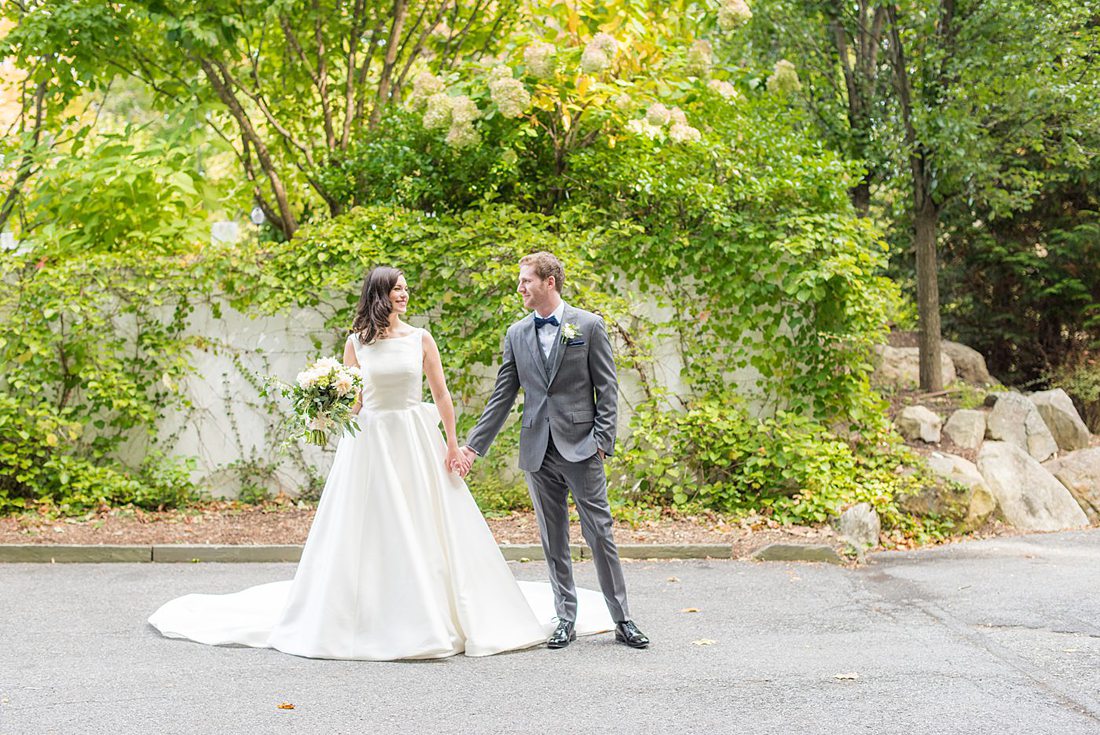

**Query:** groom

left=461, top=252, right=649, bottom=650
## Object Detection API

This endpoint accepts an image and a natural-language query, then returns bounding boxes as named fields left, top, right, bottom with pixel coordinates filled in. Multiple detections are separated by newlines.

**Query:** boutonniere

left=560, top=322, right=582, bottom=344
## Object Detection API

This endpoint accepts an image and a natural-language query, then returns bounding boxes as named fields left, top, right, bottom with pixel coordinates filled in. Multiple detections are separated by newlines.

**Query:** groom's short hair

left=519, top=252, right=565, bottom=293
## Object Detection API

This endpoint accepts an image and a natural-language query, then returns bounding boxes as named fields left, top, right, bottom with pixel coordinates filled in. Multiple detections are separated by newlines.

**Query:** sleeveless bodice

left=350, top=329, right=424, bottom=411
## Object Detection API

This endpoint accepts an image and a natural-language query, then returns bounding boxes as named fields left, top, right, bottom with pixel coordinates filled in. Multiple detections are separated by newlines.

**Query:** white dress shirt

left=534, top=301, right=565, bottom=360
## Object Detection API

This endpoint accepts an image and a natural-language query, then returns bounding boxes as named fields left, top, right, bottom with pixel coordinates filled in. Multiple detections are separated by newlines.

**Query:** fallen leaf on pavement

left=277, top=702, right=295, bottom=710
left=679, top=607, right=700, bottom=613
left=667, top=576, right=680, bottom=583
left=834, top=673, right=859, bottom=680
left=692, top=639, right=716, bottom=646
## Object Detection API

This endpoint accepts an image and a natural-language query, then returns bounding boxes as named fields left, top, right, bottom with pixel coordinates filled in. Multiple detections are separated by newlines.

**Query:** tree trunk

left=887, top=3, right=944, bottom=391
left=850, top=178, right=871, bottom=216
left=914, top=195, right=943, bottom=391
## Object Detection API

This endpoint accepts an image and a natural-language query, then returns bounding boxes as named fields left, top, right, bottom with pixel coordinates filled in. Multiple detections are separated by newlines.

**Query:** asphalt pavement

left=1, top=529, right=1098, bottom=734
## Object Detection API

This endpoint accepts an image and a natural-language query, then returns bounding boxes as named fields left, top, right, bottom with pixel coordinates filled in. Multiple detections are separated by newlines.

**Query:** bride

left=148, top=267, right=612, bottom=660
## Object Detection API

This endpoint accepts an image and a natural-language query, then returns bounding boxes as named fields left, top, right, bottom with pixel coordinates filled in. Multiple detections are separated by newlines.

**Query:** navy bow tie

left=534, top=315, right=560, bottom=330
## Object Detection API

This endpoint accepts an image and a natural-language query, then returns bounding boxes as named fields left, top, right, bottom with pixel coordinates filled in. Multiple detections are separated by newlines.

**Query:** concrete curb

left=0, top=542, right=745, bottom=563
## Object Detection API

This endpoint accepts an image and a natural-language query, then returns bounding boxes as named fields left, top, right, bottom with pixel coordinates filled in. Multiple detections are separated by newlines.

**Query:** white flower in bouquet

left=282, top=356, right=365, bottom=446
left=669, top=106, right=688, bottom=125
left=334, top=373, right=356, bottom=397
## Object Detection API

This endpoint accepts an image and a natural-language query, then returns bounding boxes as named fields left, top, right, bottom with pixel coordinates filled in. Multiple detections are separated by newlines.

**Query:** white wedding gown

left=149, top=329, right=613, bottom=660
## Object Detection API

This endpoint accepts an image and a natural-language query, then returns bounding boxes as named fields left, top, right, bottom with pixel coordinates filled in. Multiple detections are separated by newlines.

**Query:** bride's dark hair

left=351, top=266, right=403, bottom=344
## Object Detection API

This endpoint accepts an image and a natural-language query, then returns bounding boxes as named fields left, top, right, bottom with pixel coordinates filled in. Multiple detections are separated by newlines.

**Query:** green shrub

left=612, top=392, right=925, bottom=528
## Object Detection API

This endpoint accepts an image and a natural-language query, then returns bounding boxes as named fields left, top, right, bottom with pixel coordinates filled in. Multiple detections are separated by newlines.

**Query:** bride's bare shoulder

left=343, top=334, right=360, bottom=366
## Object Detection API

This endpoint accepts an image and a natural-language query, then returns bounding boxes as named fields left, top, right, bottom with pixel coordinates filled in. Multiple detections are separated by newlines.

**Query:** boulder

left=872, top=345, right=957, bottom=390
left=1029, top=389, right=1091, bottom=452
left=976, top=441, right=1089, bottom=531
left=921, top=452, right=997, bottom=526
left=896, top=405, right=942, bottom=443
left=836, top=503, right=880, bottom=549
left=942, top=340, right=995, bottom=385
left=943, top=409, right=986, bottom=450
left=986, top=392, right=1059, bottom=462
left=1044, top=447, right=1100, bottom=523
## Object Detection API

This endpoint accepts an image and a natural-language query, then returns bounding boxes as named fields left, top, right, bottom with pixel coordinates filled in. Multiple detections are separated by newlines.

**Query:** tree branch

left=369, top=0, right=409, bottom=128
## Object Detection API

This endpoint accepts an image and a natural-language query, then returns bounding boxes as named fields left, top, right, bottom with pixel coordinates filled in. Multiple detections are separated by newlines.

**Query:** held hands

left=457, top=446, right=479, bottom=478
left=446, top=444, right=472, bottom=476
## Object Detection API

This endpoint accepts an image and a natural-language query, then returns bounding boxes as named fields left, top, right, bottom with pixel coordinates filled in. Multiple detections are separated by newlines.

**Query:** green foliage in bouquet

left=281, top=358, right=364, bottom=446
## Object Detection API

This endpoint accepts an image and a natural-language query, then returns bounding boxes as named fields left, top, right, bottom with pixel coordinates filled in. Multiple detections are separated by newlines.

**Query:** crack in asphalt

left=855, top=566, right=1100, bottom=724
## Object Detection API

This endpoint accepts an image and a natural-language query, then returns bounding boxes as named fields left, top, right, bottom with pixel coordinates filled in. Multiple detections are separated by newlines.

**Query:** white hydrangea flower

left=412, top=71, right=444, bottom=100
left=500, top=149, right=518, bottom=165
left=422, top=92, right=453, bottom=130
left=580, top=47, right=611, bottom=74
left=488, top=68, right=531, bottom=118
left=687, top=39, right=713, bottom=75
left=580, top=33, right=618, bottom=73
left=767, top=59, right=801, bottom=94
left=626, top=117, right=663, bottom=139
left=669, top=122, right=702, bottom=143
left=446, top=122, right=481, bottom=149
left=589, top=32, right=619, bottom=54
left=707, top=79, right=740, bottom=99
left=524, top=42, right=556, bottom=78
left=449, top=95, right=481, bottom=125
left=669, top=106, right=688, bottom=125
left=718, top=0, right=753, bottom=31
left=645, top=102, right=671, bottom=127
left=612, top=93, right=634, bottom=111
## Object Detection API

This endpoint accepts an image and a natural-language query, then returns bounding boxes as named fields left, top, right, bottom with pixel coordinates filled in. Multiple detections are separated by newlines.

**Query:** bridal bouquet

left=284, top=357, right=364, bottom=446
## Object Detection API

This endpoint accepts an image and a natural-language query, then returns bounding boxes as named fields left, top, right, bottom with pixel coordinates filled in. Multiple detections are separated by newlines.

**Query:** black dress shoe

left=547, top=619, right=576, bottom=649
left=615, top=620, right=649, bottom=649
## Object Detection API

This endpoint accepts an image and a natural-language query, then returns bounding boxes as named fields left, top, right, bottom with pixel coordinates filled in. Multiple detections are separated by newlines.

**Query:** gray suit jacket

left=466, top=303, right=618, bottom=472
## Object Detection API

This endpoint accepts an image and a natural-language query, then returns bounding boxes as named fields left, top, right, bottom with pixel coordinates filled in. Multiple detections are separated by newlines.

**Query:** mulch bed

left=0, top=500, right=1023, bottom=558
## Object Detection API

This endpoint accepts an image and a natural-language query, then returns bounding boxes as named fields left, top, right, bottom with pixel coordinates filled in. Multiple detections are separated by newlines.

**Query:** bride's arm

left=422, top=330, right=468, bottom=473
left=343, top=337, right=363, bottom=415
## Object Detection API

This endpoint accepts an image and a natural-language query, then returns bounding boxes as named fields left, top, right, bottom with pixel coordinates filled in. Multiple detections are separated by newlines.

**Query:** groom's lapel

left=521, top=314, right=548, bottom=386
left=546, top=303, right=572, bottom=387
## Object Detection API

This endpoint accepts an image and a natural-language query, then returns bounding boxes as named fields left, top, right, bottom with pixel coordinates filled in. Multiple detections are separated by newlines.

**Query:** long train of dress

left=149, top=330, right=613, bottom=660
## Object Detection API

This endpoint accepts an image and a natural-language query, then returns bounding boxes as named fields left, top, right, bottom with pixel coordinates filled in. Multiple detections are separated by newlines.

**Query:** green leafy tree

left=3, top=0, right=519, bottom=239
left=741, top=0, right=1100, bottom=390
